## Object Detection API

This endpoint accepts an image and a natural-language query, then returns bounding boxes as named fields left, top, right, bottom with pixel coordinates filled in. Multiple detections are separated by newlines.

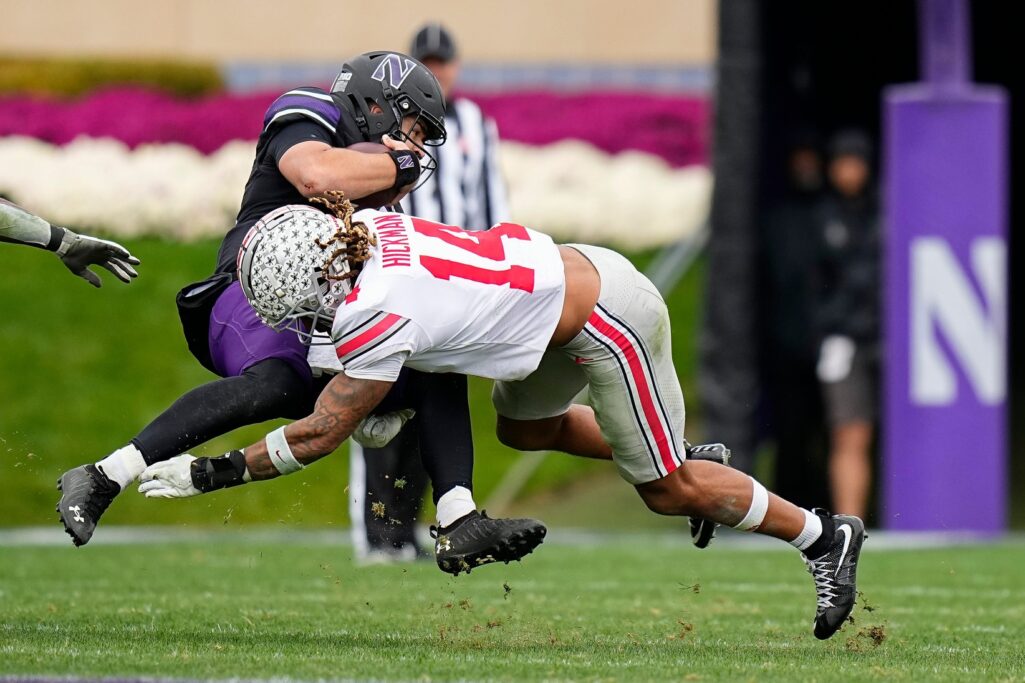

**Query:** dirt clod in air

left=670, top=619, right=694, bottom=640
left=845, top=624, right=887, bottom=652
left=863, top=624, right=886, bottom=646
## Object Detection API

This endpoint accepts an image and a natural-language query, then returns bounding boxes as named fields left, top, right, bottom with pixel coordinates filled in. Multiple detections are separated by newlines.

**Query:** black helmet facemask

left=331, top=51, right=447, bottom=189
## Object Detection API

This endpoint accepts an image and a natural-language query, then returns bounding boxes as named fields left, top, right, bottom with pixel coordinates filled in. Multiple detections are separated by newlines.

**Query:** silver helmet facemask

left=237, top=205, right=356, bottom=343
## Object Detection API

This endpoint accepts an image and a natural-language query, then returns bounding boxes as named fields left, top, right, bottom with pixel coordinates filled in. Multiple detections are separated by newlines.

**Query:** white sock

left=436, top=486, right=476, bottom=528
left=95, top=444, right=147, bottom=490
left=789, top=508, right=824, bottom=551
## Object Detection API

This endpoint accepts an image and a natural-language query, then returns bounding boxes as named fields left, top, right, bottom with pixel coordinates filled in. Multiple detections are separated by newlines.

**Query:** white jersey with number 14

left=331, top=210, right=566, bottom=383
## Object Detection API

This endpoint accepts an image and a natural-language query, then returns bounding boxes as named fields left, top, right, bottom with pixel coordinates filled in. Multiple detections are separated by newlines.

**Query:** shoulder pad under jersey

left=262, top=87, right=344, bottom=136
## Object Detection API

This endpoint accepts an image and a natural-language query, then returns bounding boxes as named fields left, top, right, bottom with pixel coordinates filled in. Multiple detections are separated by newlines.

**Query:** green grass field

left=3, top=533, right=1025, bottom=681
left=5, top=234, right=1025, bottom=681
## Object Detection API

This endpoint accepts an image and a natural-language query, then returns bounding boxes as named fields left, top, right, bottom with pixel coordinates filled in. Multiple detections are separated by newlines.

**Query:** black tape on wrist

left=46, top=225, right=66, bottom=252
left=389, top=149, right=421, bottom=190
left=191, top=450, right=248, bottom=492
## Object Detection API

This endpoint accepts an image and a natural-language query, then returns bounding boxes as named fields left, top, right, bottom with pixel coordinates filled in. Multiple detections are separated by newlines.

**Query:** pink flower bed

left=471, top=91, right=709, bottom=168
left=0, top=87, right=709, bottom=166
left=0, top=87, right=270, bottom=154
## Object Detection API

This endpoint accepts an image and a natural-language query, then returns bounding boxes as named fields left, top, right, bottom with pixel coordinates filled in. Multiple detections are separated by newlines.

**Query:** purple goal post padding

left=882, top=0, right=1009, bottom=531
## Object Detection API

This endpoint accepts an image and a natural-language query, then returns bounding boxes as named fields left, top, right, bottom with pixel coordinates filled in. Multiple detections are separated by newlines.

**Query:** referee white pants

left=492, top=244, right=687, bottom=484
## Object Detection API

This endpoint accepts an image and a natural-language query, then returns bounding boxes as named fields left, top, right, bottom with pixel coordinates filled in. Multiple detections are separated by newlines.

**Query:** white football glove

left=138, top=454, right=202, bottom=499
left=817, top=335, right=856, bottom=383
left=351, top=409, right=415, bottom=448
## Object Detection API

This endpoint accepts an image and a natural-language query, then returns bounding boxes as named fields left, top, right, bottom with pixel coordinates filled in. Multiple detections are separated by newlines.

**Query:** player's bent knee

left=635, top=467, right=702, bottom=516
left=495, top=416, right=535, bottom=450
left=637, top=485, right=682, bottom=515
left=495, top=414, right=564, bottom=451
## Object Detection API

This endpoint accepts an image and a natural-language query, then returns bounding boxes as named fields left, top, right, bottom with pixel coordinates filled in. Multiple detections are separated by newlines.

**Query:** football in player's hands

left=348, top=142, right=402, bottom=209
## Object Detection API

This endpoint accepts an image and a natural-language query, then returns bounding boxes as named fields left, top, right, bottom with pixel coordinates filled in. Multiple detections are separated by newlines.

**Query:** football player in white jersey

left=139, top=195, right=866, bottom=639
left=54, top=53, right=544, bottom=575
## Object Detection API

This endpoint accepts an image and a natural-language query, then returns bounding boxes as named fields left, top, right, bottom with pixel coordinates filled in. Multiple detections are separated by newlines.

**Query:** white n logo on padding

left=911, top=237, right=1006, bottom=405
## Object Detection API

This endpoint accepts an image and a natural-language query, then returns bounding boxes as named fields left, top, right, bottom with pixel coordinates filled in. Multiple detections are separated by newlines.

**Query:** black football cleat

left=431, top=510, right=546, bottom=576
left=685, top=441, right=731, bottom=548
left=803, top=511, right=867, bottom=639
left=56, top=464, right=121, bottom=547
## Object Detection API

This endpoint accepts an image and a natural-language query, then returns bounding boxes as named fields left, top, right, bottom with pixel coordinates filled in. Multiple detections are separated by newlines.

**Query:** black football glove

left=55, top=228, right=140, bottom=287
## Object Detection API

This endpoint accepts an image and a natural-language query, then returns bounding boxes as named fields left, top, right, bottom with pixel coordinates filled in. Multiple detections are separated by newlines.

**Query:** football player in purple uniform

left=56, top=52, right=545, bottom=572
left=139, top=199, right=866, bottom=637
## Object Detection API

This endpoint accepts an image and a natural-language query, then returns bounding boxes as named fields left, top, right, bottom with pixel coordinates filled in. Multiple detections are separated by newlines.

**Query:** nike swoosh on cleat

left=835, top=524, right=853, bottom=577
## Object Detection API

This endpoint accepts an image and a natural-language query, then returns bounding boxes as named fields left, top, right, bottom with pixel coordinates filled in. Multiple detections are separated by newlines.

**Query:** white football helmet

left=237, top=205, right=355, bottom=340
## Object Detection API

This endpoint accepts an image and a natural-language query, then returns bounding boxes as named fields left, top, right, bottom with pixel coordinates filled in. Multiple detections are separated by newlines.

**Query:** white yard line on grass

left=1, top=526, right=1020, bottom=549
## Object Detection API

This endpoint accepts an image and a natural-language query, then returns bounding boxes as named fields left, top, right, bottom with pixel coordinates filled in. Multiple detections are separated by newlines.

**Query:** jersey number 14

left=412, top=218, right=535, bottom=293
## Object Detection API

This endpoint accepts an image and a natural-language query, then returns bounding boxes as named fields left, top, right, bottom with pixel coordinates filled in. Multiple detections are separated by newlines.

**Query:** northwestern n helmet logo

left=371, top=54, right=417, bottom=89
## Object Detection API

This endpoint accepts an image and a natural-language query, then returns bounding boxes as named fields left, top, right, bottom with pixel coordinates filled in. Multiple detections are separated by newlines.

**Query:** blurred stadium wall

left=0, top=0, right=713, bottom=79
left=0, top=0, right=716, bottom=248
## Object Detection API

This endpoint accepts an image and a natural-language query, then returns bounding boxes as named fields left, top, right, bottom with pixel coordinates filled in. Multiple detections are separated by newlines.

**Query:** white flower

left=501, top=140, right=712, bottom=249
left=0, top=136, right=254, bottom=240
left=0, top=136, right=711, bottom=249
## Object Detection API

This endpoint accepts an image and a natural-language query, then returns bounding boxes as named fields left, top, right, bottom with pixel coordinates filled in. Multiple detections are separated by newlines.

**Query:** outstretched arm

left=0, top=197, right=54, bottom=247
left=244, top=373, right=393, bottom=479
left=138, top=373, right=394, bottom=498
left=0, top=198, right=140, bottom=287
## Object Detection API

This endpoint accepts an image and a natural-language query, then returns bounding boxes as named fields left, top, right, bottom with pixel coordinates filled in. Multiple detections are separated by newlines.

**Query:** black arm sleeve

left=265, top=120, right=335, bottom=164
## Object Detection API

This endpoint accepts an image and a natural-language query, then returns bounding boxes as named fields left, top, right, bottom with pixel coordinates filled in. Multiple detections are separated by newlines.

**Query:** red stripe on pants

left=587, top=311, right=678, bottom=475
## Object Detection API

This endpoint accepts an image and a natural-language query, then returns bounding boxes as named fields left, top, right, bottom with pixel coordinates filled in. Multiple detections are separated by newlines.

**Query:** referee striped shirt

left=400, top=97, right=508, bottom=231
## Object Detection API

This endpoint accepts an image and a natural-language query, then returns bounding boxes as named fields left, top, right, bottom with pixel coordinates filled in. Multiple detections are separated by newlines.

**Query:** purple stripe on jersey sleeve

left=263, top=94, right=341, bottom=129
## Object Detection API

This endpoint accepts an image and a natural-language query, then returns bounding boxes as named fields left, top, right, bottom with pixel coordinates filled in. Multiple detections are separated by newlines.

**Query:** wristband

left=191, top=450, right=249, bottom=492
left=266, top=425, right=304, bottom=475
left=388, top=149, right=421, bottom=190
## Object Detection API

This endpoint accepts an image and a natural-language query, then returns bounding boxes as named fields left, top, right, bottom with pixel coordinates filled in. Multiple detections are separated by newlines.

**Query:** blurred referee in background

left=349, top=22, right=510, bottom=563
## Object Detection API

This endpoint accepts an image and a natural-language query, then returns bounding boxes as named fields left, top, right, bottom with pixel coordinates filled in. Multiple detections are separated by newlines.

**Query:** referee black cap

left=410, top=23, right=458, bottom=63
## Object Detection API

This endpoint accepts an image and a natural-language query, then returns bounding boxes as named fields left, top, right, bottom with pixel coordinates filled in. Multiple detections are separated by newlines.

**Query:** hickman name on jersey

left=332, top=211, right=566, bottom=383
